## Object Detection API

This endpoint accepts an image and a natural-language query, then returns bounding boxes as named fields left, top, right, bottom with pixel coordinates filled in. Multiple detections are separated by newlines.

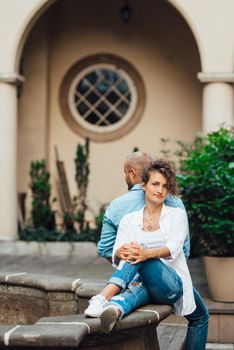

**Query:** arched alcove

left=14, top=0, right=202, bottom=73
left=16, top=0, right=202, bottom=214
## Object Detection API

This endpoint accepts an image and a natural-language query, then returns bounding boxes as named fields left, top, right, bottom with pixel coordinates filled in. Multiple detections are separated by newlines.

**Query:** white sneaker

left=100, top=305, right=119, bottom=333
left=84, top=294, right=108, bottom=317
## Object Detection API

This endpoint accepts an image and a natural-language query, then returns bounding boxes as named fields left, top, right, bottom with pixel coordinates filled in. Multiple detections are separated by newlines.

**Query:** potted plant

left=176, top=127, right=234, bottom=302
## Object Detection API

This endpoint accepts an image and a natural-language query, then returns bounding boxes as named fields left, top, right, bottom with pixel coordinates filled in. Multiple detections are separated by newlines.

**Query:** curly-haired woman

left=85, top=159, right=209, bottom=350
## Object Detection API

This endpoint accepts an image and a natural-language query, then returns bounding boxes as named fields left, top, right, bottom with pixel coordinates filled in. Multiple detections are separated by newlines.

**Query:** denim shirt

left=97, top=184, right=190, bottom=259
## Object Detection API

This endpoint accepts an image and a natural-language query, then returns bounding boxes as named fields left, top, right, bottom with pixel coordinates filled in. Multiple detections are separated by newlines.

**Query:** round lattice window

left=60, top=54, right=145, bottom=142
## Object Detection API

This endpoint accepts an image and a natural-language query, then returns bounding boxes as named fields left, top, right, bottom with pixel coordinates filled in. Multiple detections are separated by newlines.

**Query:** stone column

left=198, top=73, right=234, bottom=133
left=0, top=73, right=24, bottom=240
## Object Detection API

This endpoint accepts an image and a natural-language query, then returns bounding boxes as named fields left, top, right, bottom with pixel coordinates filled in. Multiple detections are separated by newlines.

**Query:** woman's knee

left=140, top=258, right=163, bottom=274
left=139, top=259, right=181, bottom=287
left=138, top=260, right=183, bottom=304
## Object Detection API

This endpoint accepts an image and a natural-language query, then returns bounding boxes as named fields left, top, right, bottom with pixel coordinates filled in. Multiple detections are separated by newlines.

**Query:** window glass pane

left=106, top=91, right=119, bottom=104
left=96, top=102, right=109, bottom=115
left=85, top=112, right=99, bottom=124
left=116, top=101, right=129, bottom=114
left=117, top=80, right=128, bottom=94
left=106, top=112, right=121, bottom=124
left=77, top=101, right=89, bottom=116
left=77, top=80, right=89, bottom=94
left=86, top=72, right=98, bottom=85
left=86, top=91, right=99, bottom=104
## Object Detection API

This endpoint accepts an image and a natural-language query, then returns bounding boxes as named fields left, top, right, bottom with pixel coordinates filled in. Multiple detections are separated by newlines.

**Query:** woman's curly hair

left=142, top=159, right=177, bottom=195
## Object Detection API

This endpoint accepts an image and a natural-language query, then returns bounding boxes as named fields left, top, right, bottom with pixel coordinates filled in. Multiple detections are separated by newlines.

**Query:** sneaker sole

left=100, top=306, right=119, bottom=333
left=84, top=310, right=102, bottom=318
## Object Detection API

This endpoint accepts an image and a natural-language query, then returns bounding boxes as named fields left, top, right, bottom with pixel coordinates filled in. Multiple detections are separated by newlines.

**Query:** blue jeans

left=184, top=288, right=209, bottom=350
left=108, top=260, right=209, bottom=350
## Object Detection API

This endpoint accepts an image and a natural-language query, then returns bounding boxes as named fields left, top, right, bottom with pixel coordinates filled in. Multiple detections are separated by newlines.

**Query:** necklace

left=143, top=208, right=160, bottom=231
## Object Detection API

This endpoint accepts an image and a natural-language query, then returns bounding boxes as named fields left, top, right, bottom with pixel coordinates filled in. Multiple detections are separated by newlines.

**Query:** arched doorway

left=16, top=0, right=202, bottom=230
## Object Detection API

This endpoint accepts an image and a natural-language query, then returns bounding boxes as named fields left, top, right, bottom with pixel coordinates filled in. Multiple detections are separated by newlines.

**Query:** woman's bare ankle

left=100, top=284, right=121, bottom=300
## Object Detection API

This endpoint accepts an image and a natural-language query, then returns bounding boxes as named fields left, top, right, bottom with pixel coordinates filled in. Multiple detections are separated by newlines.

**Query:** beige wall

left=18, top=0, right=201, bottom=217
left=168, top=0, right=234, bottom=71
left=18, top=15, right=49, bottom=194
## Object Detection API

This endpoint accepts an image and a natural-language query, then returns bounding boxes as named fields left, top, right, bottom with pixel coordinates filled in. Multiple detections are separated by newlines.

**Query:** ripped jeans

left=108, top=259, right=183, bottom=318
left=107, top=259, right=209, bottom=350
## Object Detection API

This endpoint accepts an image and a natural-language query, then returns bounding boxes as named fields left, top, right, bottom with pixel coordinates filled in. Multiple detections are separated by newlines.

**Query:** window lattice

left=60, top=54, right=145, bottom=142
left=73, top=68, right=131, bottom=127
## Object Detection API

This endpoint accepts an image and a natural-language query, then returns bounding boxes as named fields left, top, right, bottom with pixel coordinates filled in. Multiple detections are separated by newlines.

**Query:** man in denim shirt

left=98, top=151, right=190, bottom=259
left=96, top=152, right=209, bottom=346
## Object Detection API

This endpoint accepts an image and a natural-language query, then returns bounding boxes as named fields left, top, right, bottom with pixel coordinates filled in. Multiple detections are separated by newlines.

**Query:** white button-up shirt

left=112, top=204, right=196, bottom=316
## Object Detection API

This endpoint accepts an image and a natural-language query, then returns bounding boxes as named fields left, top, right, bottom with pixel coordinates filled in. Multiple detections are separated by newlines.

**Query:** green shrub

left=19, top=227, right=99, bottom=243
left=74, top=138, right=90, bottom=231
left=20, top=141, right=105, bottom=243
left=29, top=160, right=56, bottom=231
left=176, top=127, right=234, bottom=257
left=19, top=227, right=59, bottom=241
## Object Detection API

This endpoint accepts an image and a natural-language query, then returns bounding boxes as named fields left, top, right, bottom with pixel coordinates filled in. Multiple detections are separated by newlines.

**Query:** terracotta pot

left=203, top=256, right=234, bottom=302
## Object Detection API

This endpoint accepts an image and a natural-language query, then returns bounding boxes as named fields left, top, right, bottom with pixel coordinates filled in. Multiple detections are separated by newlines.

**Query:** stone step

left=157, top=324, right=187, bottom=350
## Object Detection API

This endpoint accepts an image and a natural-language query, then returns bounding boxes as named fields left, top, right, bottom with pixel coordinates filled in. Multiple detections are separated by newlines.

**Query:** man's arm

left=97, top=206, right=117, bottom=261
left=97, top=207, right=136, bottom=264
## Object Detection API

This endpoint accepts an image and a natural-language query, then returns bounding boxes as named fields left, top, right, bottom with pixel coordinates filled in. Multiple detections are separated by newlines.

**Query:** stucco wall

left=18, top=0, right=201, bottom=216
left=168, top=0, right=234, bottom=71
left=18, top=15, right=49, bottom=194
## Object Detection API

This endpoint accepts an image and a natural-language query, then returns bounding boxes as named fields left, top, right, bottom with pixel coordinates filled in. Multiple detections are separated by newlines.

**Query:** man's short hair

left=125, top=151, right=154, bottom=180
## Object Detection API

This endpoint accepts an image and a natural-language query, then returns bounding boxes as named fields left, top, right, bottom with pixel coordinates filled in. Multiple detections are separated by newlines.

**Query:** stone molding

left=197, top=72, right=234, bottom=83
left=0, top=241, right=98, bottom=257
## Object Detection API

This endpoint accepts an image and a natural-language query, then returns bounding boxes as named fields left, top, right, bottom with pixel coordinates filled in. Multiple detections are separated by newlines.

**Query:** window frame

left=59, top=53, right=146, bottom=142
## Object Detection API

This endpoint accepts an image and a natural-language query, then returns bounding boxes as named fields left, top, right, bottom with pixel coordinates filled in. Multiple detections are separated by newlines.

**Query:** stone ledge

left=0, top=323, right=88, bottom=348
left=76, top=281, right=107, bottom=297
left=0, top=305, right=173, bottom=349
left=0, top=272, right=81, bottom=292
left=203, top=298, right=234, bottom=314
left=0, top=272, right=81, bottom=325
left=0, top=241, right=98, bottom=257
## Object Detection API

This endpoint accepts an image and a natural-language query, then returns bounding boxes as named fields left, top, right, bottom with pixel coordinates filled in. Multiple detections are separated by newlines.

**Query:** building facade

left=0, top=0, right=233, bottom=240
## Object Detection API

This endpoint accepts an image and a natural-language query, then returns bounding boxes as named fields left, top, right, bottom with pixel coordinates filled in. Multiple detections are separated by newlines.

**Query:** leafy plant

left=29, top=160, right=56, bottom=231
left=176, top=127, right=234, bottom=257
left=74, top=138, right=90, bottom=231
left=159, top=138, right=172, bottom=159
left=19, top=226, right=99, bottom=243
left=95, top=203, right=108, bottom=241
left=19, top=227, right=59, bottom=241
left=20, top=140, right=105, bottom=243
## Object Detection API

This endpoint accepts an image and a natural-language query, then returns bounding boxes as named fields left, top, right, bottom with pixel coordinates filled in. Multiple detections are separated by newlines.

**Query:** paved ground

left=0, top=253, right=114, bottom=280
left=0, top=252, right=209, bottom=295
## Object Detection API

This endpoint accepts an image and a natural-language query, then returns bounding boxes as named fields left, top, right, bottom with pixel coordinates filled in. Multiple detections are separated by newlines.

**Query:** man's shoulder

left=165, top=195, right=184, bottom=209
left=109, top=187, right=144, bottom=208
left=104, top=187, right=145, bottom=223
